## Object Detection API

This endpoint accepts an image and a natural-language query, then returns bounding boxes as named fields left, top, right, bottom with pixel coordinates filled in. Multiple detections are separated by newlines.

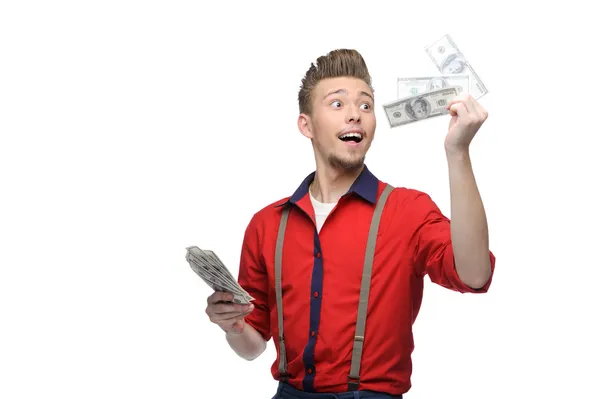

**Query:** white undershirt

left=309, top=189, right=337, bottom=233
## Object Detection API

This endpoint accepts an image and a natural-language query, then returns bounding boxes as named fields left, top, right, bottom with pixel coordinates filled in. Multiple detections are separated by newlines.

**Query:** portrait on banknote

left=406, top=97, right=432, bottom=120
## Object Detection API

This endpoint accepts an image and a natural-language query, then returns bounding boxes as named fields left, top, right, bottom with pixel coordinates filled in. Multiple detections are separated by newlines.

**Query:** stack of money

left=185, top=245, right=255, bottom=304
left=383, top=34, right=487, bottom=128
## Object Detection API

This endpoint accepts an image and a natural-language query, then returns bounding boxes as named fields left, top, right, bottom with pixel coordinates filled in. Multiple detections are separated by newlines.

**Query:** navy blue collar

left=276, top=164, right=380, bottom=207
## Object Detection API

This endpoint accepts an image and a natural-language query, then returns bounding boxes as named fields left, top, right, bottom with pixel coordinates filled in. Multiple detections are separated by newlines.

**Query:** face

left=298, top=76, right=376, bottom=172
left=414, top=102, right=426, bottom=117
left=427, top=77, right=447, bottom=90
left=445, top=60, right=466, bottom=74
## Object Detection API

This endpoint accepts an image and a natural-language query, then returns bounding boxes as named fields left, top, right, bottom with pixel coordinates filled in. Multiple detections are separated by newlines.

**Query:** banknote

left=204, top=250, right=237, bottom=282
left=185, top=246, right=255, bottom=304
left=382, top=86, right=459, bottom=128
left=425, top=34, right=488, bottom=99
left=186, top=247, right=249, bottom=297
left=193, top=266, right=249, bottom=304
left=193, top=258, right=246, bottom=297
left=186, top=250, right=254, bottom=304
left=397, top=75, right=470, bottom=99
left=188, top=249, right=243, bottom=293
left=187, top=250, right=242, bottom=295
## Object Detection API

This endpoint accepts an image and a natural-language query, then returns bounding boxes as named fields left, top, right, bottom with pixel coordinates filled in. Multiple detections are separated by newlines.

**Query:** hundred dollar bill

left=185, top=246, right=255, bottom=304
left=193, top=266, right=251, bottom=305
left=186, top=246, right=245, bottom=292
left=382, top=86, right=459, bottom=128
left=397, top=75, right=470, bottom=99
left=187, top=256, right=254, bottom=304
left=190, top=254, right=246, bottom=296
left=425, top=34, right=488, bottom=99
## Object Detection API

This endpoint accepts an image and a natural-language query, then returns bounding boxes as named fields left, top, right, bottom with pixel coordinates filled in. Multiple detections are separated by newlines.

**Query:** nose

left=345, top=106, right=361, bottom=124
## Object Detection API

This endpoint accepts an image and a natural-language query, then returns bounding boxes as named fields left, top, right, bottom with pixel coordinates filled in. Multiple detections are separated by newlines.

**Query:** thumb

left=449, top=102, right=468, bottom=118
left=232, top=319, right=245, bottom=333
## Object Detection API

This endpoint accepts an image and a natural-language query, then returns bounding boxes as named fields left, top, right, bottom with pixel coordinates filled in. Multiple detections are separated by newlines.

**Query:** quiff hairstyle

left=298, top=49, right=374, bottom=116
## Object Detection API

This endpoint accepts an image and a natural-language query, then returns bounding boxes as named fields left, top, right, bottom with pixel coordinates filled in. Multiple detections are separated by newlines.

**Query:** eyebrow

left=324, top=88, right=374, bottom=101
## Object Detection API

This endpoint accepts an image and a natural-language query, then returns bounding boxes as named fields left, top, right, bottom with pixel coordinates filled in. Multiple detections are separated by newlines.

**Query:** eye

left=360, top=103, right=371, bottom=110
left=330, top=100, right=342, bottom=108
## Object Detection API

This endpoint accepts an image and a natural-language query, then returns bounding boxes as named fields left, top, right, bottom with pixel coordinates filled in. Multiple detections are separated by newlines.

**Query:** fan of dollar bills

left=185, top=245, right=255, bottom=304
left=382, top=34, right=488, bottom=128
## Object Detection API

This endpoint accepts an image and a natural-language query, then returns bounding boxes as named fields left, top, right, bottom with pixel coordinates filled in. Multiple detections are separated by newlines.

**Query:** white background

left=1, top=1, right=599, bottom=398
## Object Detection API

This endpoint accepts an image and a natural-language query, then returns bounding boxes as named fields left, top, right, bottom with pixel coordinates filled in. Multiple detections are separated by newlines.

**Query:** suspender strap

left=348, top=183, right=394, bottom=391
left=275, top=205, right=291, bottom=382
left=274, top=183, right=394, bottom=389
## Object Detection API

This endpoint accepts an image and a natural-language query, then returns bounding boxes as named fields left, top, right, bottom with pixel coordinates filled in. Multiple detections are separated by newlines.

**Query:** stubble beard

left=313, top=133, right=368, bottom=172
left=327, top=150, right=365, bottom=172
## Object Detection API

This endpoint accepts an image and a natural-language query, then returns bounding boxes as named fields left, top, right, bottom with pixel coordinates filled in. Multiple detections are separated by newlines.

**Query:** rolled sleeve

left=237, top=213, right=272, bottom=341
left=410, top=192, right=496, bottom=293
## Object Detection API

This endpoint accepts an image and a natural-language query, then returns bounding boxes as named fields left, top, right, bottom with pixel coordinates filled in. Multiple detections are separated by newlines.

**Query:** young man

left=205, top=49, right=496, bottom=398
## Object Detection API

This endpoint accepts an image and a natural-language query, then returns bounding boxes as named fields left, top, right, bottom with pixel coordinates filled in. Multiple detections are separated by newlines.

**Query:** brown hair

left=298, top=49, right=373, bottom=116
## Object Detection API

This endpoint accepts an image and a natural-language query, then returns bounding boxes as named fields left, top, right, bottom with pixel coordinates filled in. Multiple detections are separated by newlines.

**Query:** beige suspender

left=275, top=203, right=291, bottom=382
left=274, top=183, right=394, bottom=391
left=347, top=183, right=394, bottom=390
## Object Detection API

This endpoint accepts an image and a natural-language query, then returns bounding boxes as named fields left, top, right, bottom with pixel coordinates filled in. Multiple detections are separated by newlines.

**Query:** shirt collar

left=276, top=164, right=380, bottom=207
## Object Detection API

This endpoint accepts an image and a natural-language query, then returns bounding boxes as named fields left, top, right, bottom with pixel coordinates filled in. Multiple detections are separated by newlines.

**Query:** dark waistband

left=276, top=382, right=403, bottom=399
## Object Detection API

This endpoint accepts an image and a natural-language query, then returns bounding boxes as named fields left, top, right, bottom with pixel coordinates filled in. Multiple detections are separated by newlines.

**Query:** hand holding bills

left=384, top=34, right=488, bottom=129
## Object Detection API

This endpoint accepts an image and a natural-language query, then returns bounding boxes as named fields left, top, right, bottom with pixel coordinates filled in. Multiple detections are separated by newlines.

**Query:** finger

left=446, top=94, right=470, bottom=111
left=207, top=291, right=234, bottom=304
left=471, top=99, right=488, bottom=120
left=225, top=319, right=246, bottom=335
left=213, top=308, right=254, bottom=322
left=212, top=310, right=249, bottom=322
left=449, top=102, right=469, bottom=118
left=233, top=319, right=247, bottom=333
left=466, top=95, right=483, bottom=118
left=212, top=302, right=252, bottom=315
left=457, top=95, right=486, bottom=122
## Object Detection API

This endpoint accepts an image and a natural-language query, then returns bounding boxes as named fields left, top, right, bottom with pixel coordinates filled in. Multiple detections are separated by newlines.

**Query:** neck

left=310, top=163, right=364, bottom=203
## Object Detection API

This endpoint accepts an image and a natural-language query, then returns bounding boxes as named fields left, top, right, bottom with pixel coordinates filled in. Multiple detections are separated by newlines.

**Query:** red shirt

left=236, top=165, right=496, bottom=395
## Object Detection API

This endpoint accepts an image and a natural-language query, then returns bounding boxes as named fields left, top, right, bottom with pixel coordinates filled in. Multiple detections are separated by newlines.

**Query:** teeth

left=340, top=132, right=362, bottom=139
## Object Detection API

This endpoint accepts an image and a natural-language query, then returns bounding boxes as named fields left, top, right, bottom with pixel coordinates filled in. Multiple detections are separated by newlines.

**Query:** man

left=205, top=49, right=496, bottom=398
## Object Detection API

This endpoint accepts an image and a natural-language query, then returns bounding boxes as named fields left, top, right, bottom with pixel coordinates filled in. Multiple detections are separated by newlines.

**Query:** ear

left=298, top=113, right=314, bottom=139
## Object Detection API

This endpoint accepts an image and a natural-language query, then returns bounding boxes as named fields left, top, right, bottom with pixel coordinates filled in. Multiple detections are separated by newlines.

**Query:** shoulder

left=381, top=184, right=444, bottom=223
left=244, top=196, right=291, bottom=231
left=383, top=183, right=432, bottom=208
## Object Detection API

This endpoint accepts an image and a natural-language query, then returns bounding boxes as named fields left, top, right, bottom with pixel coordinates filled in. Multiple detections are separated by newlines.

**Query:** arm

left=443, top=93, right=494, bottom=289
left=409, top=190, right=495, bottom=293
left=204, top=212, right=270, bottom=360
left=230, top=212, right=272, bottom=360
left=225, top=322, right=267, bottom=361
left=205, top=290, right=267, bottom=361
left=446, top=149, right=492, bottom=289
left=410, top=94, right=495, bottom=292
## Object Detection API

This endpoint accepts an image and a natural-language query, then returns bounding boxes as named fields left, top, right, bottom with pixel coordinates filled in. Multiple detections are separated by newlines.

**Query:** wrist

left=445, top=145, right=470, bottom=160
left=225, top=323, right=246, bottom=336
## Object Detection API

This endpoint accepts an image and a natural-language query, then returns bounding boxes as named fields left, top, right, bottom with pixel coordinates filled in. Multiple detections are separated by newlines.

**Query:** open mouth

left=338, top=132, right=363, bottom=144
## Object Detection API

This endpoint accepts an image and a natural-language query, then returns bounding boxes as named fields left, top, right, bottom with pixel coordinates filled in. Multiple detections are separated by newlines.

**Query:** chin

left=327, top=154, right=365, bottom=171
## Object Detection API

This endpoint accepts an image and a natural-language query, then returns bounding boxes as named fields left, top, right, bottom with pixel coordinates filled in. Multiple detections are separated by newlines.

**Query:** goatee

left=327, top=153, right=365, bottom=172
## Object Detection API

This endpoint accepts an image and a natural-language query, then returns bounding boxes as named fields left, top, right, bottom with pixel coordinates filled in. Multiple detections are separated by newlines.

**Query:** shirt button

left=311, top=331, right=316, bottom=337
left=307, top=368, right=313, bottom=374
left=316, top=252, right=321, bottom=258
left=313, top=292, right=319, bottom=298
